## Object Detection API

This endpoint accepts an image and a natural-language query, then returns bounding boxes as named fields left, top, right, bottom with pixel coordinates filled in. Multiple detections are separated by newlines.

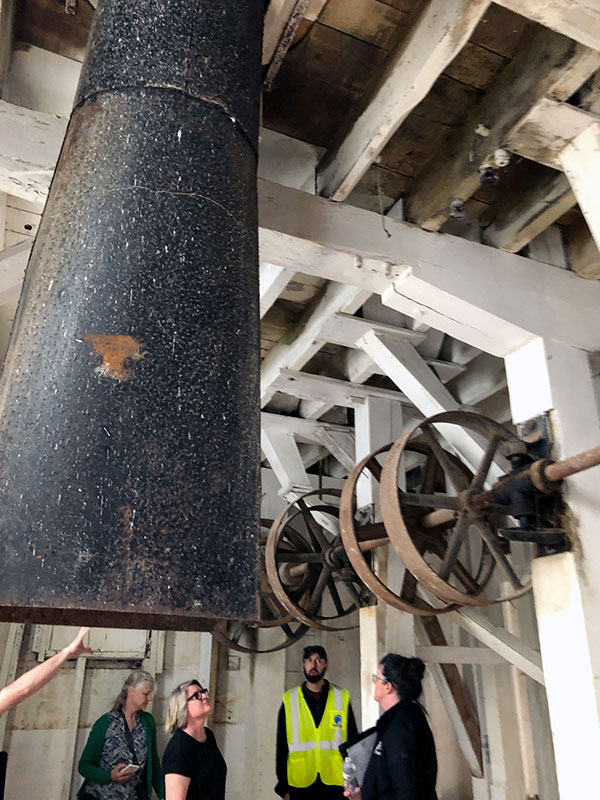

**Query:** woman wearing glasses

left=163, top=680, right=226, bottom=800
left=344, top=655, right=437, bottom=800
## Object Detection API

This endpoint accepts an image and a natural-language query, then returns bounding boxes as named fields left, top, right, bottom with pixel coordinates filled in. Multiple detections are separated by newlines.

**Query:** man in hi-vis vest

left=275, top=645, right=358, bottom=800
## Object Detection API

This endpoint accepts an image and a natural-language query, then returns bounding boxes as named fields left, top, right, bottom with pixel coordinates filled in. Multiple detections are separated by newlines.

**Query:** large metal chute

left=0, top=0, right=264, bottom=629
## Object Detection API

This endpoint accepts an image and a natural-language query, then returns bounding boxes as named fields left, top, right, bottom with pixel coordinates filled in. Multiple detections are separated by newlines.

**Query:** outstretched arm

left=0, top=627, right=92, bottom=715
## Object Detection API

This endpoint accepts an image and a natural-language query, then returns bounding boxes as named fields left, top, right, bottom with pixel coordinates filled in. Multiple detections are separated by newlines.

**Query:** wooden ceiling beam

left=315, top=0, right=491, bottom=201
left=0, top=0, right=16, bottom=95
left=483, top=170, right=575, bottom=253
left=405, top=28, right=600, bottom=231
left=494, top=0, right=600, bottom=53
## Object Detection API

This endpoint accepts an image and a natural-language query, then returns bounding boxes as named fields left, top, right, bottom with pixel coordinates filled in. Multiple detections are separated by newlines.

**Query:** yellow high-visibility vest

left=283, top=683, right=350, bottom=787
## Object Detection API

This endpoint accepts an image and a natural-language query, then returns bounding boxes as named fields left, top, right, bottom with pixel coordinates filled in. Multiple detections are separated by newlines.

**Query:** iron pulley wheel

left=265, top=489, right=372, bottom=632
left=380, top=411, right=533, bottom=606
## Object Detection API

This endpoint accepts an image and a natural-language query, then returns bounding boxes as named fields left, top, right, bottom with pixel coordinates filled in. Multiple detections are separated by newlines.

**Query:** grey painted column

left=0, top=0, right=263, bottom=629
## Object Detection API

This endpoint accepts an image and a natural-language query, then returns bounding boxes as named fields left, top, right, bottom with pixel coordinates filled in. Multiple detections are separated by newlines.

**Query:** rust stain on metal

left=84, top=333, right=146, bottom=379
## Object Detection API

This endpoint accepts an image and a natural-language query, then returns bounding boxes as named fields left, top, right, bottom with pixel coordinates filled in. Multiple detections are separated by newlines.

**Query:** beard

left=304, top=667, right=326, bottom=684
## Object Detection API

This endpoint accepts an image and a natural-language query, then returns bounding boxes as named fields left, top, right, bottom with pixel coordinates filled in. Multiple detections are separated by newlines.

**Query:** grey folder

left=341, top=730, right=378, bottom=786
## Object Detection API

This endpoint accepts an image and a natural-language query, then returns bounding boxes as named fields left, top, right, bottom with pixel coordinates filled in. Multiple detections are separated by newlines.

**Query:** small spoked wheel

left=265, top=489, right=373, bottom=631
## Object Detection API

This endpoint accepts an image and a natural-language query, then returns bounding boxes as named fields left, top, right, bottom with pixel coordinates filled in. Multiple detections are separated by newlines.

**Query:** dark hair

left=302, top=645, right=327, bottom=662
left=380, top=653, right=425, bottom=701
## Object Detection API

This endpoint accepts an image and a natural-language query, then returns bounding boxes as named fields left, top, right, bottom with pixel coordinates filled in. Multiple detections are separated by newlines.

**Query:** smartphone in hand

left=119, top=764, right=140, bottom=774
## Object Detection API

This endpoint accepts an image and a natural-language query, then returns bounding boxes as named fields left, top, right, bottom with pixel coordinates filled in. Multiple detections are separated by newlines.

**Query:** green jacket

left=78, top=711, right=165, bottom=800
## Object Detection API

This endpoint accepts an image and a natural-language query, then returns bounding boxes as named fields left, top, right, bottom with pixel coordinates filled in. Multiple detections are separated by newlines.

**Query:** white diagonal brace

left=314, top=428, right=355, bottom=473
left=449, top=608, right=545, bottom=686
left=559, top=121, right=600, bottom=255
left=357, top=331, right=506, bottom=480
left=260, top=263, right=292, bottom=318
left=316, top=0, right=491, bottom=201
left=261, top=280, right=370, bottom=406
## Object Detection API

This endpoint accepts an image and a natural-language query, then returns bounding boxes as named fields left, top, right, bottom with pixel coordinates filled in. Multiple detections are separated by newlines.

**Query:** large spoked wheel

left=381, top=411, right=532, bottom=606
left=265, top=489, right=373, bottom=632
left=340, top=445, right=462, bottom=615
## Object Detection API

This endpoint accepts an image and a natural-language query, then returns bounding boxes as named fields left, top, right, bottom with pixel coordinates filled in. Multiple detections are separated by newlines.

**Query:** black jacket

left=360, top=701, right=437, bottom=800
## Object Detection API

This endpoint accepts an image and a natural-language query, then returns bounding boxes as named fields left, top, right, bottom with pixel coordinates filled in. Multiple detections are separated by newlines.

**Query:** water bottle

left=342, top=756, right=358, bottom=790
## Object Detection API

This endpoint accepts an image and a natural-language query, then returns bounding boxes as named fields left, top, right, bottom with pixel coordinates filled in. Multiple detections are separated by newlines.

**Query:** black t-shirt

left=162, top=728, right=227, bottom=800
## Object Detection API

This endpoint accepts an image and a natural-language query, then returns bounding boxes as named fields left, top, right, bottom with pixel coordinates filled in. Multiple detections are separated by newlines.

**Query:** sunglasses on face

left=187, top=688, right=209, bottom=702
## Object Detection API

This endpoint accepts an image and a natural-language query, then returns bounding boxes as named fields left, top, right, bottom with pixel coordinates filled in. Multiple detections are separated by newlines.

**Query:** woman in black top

left=344, top=654, right=437, bottom=800
left=162, top=680, right=226, bottom=800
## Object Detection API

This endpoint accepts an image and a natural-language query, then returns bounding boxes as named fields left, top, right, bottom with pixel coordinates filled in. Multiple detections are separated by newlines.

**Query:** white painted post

left=560, top=122, right=600, bottom=253
left=505, top=338, right=600, bottom=798
left=354, top=397, right=413, bottom=727
left=61, top=656, right=86, bottom=800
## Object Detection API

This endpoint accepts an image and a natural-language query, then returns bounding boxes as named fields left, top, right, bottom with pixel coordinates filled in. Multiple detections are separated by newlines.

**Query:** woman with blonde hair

left=78, top=669, right=164, bottom=800
left=162, top=680, right=226, bottom=800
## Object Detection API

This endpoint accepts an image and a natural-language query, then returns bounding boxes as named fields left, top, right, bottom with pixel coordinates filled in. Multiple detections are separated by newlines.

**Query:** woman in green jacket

left=78, top=669, right=165, bottom=800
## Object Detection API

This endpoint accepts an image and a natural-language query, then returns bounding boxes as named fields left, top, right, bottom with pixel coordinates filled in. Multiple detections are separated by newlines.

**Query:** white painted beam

left=261, top=410, right=353, bottom=445
left=447, top=352, right=506, bottom=407
left=317, top=312, right=425, bottom=348
left=506, top=98, right=600, bottom=169
left=0, top=100, right=66, bottom=203
left=258, top=179, right=600, bottom=355
left=495, top=0, right=600, bottom=52
left=0, top=238, right=31, bottom=304
left=559, top=121, right=600, bottom=255
left=271, top=368, right=411, bottom=410
left=449, top=608, right=544, bottom=685
left=415, top=645, right=505, bottom=665
left=316, top=0, right=491, bottom=201
left=259, top=263, right=291, bottom=318
left=260, top=279, right=369, bottom=405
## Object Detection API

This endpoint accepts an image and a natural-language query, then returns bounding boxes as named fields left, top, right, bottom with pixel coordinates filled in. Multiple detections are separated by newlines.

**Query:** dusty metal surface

left=0, top=0, right=263, bottom=628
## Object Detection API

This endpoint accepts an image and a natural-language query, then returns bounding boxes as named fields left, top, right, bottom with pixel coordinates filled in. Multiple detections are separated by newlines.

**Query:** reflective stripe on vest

left=283, top=684, right=349, bottom=787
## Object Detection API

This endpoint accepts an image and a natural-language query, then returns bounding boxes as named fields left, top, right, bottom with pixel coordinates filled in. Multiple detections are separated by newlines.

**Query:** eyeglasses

left=187, top=688, right=209, bottom=702
left=372, top=674, right=389, bottom=685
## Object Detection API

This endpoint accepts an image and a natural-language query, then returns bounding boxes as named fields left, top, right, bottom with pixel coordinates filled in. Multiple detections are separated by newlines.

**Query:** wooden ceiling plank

left=316, top=0, right=491, bottom=201
left=495, top=0, right=600, bottom=53
left=406, top=28, right=600, bottom=232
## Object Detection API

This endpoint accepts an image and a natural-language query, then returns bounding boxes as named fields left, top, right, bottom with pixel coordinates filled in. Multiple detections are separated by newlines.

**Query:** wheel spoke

left=276, top=552, right=324, bottom=564
left=305, top=565, right=332, bottom=614
left=420, top=424, right=470, bottom=492
left=327, top=578, right=345, bottom=616
left=438, top=513, right=469, bottom=582
left=298, top=498, right=329, bottom=551
left=399, top=492, right=461, bottom=510
left=420, top=453, right=440, bottom=494
left=471, top=434, right=502, bottom=491
left=475, top=521, right=523, bottom=589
